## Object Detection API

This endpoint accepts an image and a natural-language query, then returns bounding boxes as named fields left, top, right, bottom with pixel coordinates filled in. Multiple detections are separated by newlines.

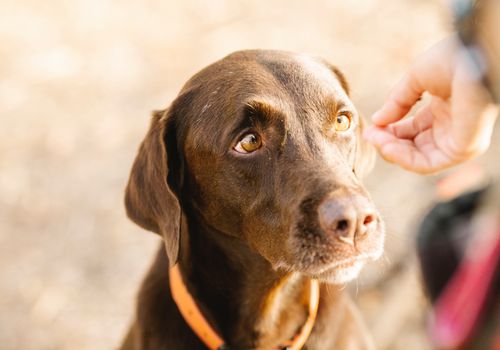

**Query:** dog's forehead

left=179, top=51, right=353, bottom=154
left=284, top=53, right=347, bottom=97
left=249, top=51, right=348, bottom=99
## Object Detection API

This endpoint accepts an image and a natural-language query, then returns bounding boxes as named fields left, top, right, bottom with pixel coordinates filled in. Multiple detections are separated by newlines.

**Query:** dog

left=120, top=50, right=385, bottom=350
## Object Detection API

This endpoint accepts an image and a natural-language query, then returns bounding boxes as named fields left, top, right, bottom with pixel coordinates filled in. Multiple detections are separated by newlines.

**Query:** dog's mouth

left=309, top=253, right=381, bottom=284
left=286, top=217, right=385, bottom=284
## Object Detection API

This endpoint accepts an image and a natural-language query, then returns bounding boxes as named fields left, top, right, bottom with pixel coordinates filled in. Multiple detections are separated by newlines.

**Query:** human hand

left=364, top=36, right=498, bottom=174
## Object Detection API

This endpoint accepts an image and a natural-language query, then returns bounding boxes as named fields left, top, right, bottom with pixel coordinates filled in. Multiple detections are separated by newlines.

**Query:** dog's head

left=125, top=50, right=384, bottom=284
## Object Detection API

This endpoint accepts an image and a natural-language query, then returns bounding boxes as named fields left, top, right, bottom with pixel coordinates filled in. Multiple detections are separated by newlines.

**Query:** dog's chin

left=313, top=260, right=366, bottom=284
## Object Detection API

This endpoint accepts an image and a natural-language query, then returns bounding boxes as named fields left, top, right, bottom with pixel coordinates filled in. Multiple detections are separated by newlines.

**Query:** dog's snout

left=318, top=194, right=378, bottom=245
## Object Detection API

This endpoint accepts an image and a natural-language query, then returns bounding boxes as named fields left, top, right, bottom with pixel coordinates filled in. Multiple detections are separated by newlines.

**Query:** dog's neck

left=177, top=214, right=312, bottom=349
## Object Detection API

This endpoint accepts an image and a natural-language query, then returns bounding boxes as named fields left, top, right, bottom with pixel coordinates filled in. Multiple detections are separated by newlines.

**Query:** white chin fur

left=321, top=260, right=365, bottom=285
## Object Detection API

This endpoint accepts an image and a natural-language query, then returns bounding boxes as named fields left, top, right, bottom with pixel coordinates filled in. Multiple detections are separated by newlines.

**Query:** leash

left=169, top=264, right=320, bottom=350
left=430, top=217, right=500, bottom=349
left=425, top=172, right=500, bottom=348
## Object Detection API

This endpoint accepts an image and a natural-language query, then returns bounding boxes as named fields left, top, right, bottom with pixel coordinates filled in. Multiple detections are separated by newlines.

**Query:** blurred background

left=1, top=0, right=499, bottom=349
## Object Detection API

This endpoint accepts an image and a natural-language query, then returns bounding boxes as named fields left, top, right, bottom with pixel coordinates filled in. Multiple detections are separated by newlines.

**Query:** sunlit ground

left=1, top=1, right=499, bottom=349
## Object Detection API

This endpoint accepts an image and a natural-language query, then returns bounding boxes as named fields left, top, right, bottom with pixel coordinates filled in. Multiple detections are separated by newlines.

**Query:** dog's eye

left=334, top=113, right=351, bottom=132
left=234, top=133, right=262, bottom=154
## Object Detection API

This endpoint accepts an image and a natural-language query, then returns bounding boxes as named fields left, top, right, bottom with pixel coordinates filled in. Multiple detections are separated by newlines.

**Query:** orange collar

left=169, top=264, right=320, bottom=350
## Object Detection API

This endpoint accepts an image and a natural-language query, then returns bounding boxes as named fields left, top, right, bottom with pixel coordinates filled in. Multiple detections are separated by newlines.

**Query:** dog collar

left=169, top=264, right=320, bottom=350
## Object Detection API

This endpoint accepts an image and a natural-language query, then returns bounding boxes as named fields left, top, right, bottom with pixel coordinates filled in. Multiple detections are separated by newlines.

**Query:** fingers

left=387, top=106, right=434, bottom=139
left=366, top=37, right=466, bottom=173
left=363, top=126, right=451, bottom=174
left=362, top=126, right=421, bottom=170
left=364, top=105, right=434, bottom=145
left=363, top=126, right=403, bottom=149
left=371, top=37, right=458, bottom=128
left=371, top=71, right=424, bottom=126
left=378, top=140, right=435, bottom=174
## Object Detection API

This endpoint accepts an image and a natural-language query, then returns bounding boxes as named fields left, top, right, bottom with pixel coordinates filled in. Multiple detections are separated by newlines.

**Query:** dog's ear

left=125, top=109, right=182, bottom=266
left=354, top=116, right=376, bottom=178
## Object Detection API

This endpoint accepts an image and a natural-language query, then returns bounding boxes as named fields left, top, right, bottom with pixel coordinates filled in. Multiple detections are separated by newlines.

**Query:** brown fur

left=121, top=50, right=384, bottom=349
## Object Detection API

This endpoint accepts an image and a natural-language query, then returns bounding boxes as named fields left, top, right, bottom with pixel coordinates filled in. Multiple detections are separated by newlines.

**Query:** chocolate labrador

left=121, top=50, right=385, bottom=350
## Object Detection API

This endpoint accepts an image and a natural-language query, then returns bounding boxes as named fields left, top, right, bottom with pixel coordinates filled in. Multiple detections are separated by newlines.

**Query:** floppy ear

left=354, top=116, right=376, bottom=178
left=124, top=109, right=182, bottom=266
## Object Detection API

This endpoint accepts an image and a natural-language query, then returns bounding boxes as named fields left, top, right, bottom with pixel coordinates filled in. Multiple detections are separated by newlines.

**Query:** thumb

left=371, top=71, right=423, bottom=126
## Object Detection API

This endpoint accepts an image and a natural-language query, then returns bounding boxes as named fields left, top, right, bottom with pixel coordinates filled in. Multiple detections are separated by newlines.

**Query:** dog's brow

left=244, top=99, right=285, bottom=123
left=322, top=98, right=348, bottom=121
left=334, top=100, right=347, bottom=112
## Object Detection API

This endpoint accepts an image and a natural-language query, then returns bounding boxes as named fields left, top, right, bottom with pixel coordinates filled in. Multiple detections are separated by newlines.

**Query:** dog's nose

left=318, top=194, right=377, bottom=245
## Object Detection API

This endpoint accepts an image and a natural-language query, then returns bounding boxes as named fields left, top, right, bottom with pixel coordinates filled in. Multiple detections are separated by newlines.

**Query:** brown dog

left=121, top=50, right=384, bottom=350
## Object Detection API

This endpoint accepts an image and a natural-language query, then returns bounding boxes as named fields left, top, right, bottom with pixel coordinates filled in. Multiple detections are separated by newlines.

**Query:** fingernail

left=371, top=110, right=383, bottom=123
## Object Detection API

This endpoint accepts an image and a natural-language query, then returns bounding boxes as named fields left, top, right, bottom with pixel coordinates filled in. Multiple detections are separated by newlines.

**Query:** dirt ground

left=1, top=1, right=499, bottom=349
